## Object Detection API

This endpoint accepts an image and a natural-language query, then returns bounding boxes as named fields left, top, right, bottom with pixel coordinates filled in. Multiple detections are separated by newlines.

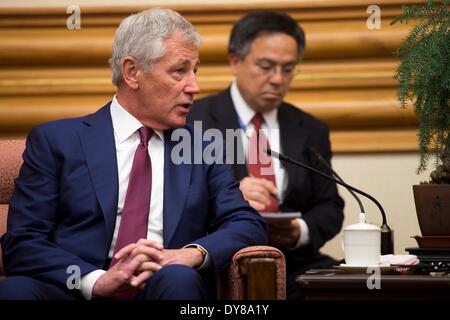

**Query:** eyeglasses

left=253, top=60, right=297, bottom=78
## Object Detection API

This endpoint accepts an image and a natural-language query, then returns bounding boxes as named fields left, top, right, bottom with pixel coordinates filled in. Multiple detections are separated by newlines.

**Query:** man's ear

left=228, top=53, right=240, bottom=76
left=121, top=56, right=140, bottom=90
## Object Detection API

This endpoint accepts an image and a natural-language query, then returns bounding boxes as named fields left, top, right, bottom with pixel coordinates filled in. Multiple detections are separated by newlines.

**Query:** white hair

left=110, top=8, right=201, bottom=86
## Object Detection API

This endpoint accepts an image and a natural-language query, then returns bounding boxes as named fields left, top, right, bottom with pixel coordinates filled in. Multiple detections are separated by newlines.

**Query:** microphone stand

left=309, top=147, right=365, bottom=214
left=266, top=148, right=394, bottom=255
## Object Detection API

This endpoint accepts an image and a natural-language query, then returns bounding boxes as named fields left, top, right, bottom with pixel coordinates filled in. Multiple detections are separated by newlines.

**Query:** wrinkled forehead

left=161, top=32, right=200, bottom=61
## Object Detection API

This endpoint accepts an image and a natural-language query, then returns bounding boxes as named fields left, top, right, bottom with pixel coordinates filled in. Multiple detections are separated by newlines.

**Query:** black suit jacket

left=188, top=89, right=344, bottom=268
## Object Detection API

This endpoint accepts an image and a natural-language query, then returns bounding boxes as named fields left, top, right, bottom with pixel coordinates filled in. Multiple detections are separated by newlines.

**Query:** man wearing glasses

left=188, top=11, right=344, bottom=300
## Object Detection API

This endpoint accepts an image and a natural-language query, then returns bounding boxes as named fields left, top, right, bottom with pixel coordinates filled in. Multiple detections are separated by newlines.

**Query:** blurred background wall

left=0, top=0, right=430, bottom=259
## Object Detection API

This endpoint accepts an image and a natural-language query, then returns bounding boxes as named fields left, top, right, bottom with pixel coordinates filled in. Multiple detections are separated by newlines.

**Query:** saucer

left=335, top=264, right=392, bottom=273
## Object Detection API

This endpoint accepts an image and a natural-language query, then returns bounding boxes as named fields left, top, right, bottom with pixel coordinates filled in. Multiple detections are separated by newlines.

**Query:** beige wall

left=322, top=152, right=432, bottom=260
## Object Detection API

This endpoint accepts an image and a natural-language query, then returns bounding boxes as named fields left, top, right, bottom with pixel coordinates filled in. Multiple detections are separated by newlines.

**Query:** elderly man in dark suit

left=0, top=8, right=266, bottom=300
left=188, top=11, right=344, bottom=300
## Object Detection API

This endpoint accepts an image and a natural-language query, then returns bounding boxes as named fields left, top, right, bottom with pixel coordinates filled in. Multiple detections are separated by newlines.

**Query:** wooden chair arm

left=219, top=245, right=286, bottom=300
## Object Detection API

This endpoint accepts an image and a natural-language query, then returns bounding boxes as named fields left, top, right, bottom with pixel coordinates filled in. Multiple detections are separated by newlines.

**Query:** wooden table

left=297, top=268, right=450, bottom=300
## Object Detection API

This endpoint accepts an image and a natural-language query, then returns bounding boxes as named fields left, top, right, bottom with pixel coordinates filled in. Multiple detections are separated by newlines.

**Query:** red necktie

left=110, top=126, right=153, bottom=267
left=247, top=113, right=279, bottom=212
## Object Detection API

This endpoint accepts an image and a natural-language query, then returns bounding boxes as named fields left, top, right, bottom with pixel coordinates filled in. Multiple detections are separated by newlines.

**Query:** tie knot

left=251, top=113, right=264, bottom=131
left=138, top=126, right=153, bottom=147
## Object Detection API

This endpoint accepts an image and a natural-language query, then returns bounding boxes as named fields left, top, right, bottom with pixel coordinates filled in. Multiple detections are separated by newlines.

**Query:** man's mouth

left=262, top=92, right=282, bottom=99
left=176, top=103, right=192, bottom=111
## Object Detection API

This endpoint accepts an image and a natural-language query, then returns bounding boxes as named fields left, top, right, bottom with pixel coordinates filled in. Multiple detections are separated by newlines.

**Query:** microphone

left=265, top=148, right=394, bottom=255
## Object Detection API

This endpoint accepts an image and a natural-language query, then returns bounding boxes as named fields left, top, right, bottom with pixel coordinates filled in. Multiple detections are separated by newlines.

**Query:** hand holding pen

left=239, top=176, right=279, bottom=212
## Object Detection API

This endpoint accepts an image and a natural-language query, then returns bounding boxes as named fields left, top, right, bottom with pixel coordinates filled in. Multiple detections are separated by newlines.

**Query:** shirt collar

left=110, top=95, right=163, bottom=144
left=230, top=81, right=278, bottom=129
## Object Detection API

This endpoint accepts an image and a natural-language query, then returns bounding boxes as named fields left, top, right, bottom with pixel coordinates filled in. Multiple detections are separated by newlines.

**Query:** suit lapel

left=78, top=103, right=118, bottom=240
left=163, top=129, right=192, bottom=246
left=210, top=89, right=248, bottom=180
left=278, top=104, right=308, bottom=199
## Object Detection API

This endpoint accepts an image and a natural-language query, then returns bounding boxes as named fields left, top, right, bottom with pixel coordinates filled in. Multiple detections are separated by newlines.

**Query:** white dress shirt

left=80, top=96, right=165, bottom=299
left=230, top=81, right=310, bottom=250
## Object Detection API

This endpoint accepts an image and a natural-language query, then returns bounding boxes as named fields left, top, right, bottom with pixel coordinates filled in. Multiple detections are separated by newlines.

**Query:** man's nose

left=268, top=68, right=284, bottom=85
left=185, top=72, right=200, bottom=94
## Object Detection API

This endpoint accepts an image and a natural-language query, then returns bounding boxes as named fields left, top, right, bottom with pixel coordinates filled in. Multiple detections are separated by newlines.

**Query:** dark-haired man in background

left=188, top=11, right=344, bottom=299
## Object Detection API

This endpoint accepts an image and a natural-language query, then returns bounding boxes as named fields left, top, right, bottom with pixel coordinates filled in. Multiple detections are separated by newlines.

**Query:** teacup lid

left=344, top=222, right=380, bottom=231
left=344, top=213, right=380, bottom=231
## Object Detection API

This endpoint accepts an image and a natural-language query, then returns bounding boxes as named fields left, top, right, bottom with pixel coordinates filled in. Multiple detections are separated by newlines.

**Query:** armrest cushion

left=221, top=245, right=286, bottom=300
left=0, top=140, right=25, bottom=204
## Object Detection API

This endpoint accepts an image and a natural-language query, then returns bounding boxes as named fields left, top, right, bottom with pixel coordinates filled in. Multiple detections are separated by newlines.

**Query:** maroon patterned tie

left=110, top=126, right=153, bottom=267
left=247, top=113, right=279, bottom=212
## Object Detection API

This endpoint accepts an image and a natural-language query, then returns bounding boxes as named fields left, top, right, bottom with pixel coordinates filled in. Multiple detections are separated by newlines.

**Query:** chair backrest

left=0, top=140, right=25, bottom=276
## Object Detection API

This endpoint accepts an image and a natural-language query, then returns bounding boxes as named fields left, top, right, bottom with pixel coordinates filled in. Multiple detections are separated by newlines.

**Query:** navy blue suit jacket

left=1, top=103, right=267, bottom=287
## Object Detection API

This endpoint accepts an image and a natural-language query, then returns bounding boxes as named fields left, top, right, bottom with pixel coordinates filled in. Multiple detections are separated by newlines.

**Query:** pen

left=270, top=192, right=280, bottom=202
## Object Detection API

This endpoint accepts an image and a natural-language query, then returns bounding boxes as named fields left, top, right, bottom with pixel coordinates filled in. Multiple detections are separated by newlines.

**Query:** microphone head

left=263, top=148, right=272, bottom=156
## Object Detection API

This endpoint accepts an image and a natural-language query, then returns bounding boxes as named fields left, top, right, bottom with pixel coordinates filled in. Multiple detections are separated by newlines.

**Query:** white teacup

left=343, top=220, right=381, bottom=266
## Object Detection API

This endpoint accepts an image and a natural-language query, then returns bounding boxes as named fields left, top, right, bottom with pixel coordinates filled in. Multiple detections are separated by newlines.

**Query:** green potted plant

left=391, top=0, right=450, bottom=237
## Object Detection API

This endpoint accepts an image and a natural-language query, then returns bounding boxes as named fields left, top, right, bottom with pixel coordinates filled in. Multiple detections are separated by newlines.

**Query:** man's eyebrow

left=254, top=58, right=274, bottom=64
left=176, top=59, right=190, bottom=66
left=173, top=59, right=200, bottom=69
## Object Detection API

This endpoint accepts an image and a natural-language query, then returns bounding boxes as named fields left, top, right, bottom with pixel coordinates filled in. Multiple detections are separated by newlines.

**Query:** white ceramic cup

left=343, top=222, right=381, bottom=266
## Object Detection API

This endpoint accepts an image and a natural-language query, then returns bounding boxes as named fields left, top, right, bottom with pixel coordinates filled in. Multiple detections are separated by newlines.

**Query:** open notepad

left=260, top=212, right=301, bottom=222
